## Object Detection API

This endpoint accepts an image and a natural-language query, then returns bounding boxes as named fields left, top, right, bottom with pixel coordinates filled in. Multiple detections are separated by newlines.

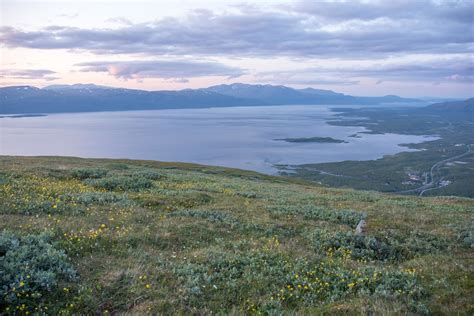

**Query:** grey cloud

left=255, top=71, right=360, bottom=86
left=75, top=60, right=247, bottom=80
left=338, top=59, right=474, bottom=83
left=256, top=57, right=474, bottom=84
left=0, top=69, right=59, bottom=81
left=289, top=78, right=360, bottom=86
left=1, top=1, right=472, bottom=58
left=293, top=0, right=473, bottom=23
left=169, top=78, right=190, bottom=83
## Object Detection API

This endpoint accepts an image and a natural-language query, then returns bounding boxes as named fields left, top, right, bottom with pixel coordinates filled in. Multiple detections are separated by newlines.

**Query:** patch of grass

left=63, top=192, right=132, bottom=206
left=130, top=169, right=163, bottom=180
left=85, top=175, right=154, bottom=192
left=267, top=204, right=364, bottom=227
left=168, top=209, right=238, bottom=225
left=173, top=250, right=427, bottom=314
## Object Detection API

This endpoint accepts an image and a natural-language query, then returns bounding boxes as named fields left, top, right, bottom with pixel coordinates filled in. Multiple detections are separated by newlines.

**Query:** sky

left=0, top=0, right=473, bottom=97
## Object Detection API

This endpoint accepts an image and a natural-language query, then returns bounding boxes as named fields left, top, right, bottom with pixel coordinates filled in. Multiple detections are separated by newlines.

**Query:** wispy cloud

left=56, top=13, right=79, bottom=19
left=256, top=57, right=474, bottom=85
left=0, top=69, right=59, bottom=81
left=254, top=71, right=360, bottom=86
left=75, top=60, right=247, bottom=81
left=105, top=17, right=133, bottom=26
left=292, top=0, right=473, bottom=23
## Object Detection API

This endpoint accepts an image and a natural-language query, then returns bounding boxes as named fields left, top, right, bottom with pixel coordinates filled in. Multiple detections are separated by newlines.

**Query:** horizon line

left=1, top=82, right=470, bottom=100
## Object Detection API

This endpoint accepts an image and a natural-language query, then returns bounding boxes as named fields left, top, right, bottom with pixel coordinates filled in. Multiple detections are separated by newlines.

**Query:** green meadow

left=1, top=156, right=472, bottom=315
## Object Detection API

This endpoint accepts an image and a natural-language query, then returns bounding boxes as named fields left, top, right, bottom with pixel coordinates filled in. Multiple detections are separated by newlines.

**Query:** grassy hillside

left=0, top=156, right=473, bottom=315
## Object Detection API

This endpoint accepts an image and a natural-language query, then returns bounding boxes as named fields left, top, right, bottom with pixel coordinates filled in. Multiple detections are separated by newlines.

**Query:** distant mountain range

left=0, top=83, right=422, bottom=114
left=426, top=97, right=474, bottom=112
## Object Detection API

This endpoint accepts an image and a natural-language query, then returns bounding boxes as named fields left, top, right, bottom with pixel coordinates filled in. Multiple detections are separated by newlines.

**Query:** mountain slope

left=427, top=97, right=474, bottom=112
left=0, top=85, right=250, bottom=113
left=0, top=156, right=472, bottom=314
left=204, top=83, right=419, bottom=105
left=0, top=83, right=420, bottom=114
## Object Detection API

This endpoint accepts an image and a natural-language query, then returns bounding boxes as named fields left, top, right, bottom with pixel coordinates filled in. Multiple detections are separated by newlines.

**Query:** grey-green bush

left=0, top=231, right=77, bottom=313
left=312, top=229, right=448, bottom=262
left=71, top=168, right=108, bottom=180
left=85, top=175, right=153, bottom=192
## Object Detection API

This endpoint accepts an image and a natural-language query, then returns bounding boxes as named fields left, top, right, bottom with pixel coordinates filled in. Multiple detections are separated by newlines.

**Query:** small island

left=348, top=133, right=362, bottom=138
left=274, top=136, right=348, bottom=143
left=0, top=114, right=47, bottom=118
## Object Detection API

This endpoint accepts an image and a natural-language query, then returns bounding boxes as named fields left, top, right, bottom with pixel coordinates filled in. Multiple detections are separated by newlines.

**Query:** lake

left=0, top=105, right=438, bottom=174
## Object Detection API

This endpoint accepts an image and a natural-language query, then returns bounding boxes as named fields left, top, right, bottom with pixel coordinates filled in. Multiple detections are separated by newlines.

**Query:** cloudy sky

left=1, top=0, right=473, bottom=97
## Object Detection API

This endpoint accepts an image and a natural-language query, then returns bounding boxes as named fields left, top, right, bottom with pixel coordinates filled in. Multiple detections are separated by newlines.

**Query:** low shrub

left=0, top=172, right=8, bottom=185
left=236, top=191, right=258, bottom=198
left=62, top=192, right=131, bottom=206
left=454, top=224, right=474, bottom=248
left=70, top=168, right=108, bottom=180
left=168, top=210, right=239, bottom=226
left=172, top=251, right=426, bottom=314
left=0, top=231, right=77, bottom=314
left=312, top=229, right=448, bottom=262
left=107, top=163, right=129, bottom=170
left=130, top=170, right=163, bottom=180
left=267, top=204, right=364, bottom=227
left=45, top=169, right=70, bottom=180
left=85, top=175, right=153, bottom=192
left=169, top=210, right=297, bottom=238
left=0, top=199, right=84, bottom=216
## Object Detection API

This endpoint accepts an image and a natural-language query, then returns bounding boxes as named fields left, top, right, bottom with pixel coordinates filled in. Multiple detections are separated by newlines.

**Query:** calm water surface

left=0, top=105, right=437, bottom=174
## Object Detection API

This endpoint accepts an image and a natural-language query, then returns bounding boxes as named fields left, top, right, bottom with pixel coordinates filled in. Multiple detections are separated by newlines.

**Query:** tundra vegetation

left=0, top=156, right=472, bottom=314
